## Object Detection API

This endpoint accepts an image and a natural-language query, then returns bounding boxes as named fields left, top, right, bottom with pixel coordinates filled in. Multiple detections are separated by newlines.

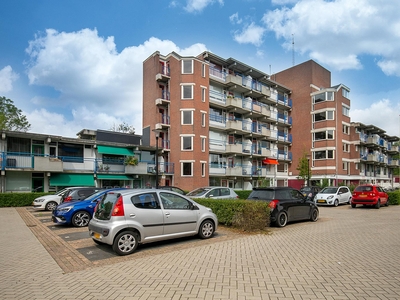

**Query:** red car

left=351, top=184, right=388, bottom=209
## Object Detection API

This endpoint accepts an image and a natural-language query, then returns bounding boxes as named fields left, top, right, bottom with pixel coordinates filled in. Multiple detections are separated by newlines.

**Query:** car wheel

left=351, top=203, right=356, bottom=208
left=71, top=211, right=91, bottom=227
left=385, top=199, right=389, bottom=207
left=375, top=200, right=380, bottom=209
left=198, top=220, right=215, bottom=239
left=113, top=231, right=139, bottom=256
left=310, top=208, right=319, bottom=222
left=276, top=212, right=288, bottom=227
left=45, top=201, right=58, bottom=211
left=334, top=199, right=339, bottom=207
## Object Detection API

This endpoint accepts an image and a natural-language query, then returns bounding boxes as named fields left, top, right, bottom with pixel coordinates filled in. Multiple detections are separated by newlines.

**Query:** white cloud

left=233, top=22, right=265, bottom=47
left=0, top=66, right=19, bottom=93
left=350, top=99, right=400, bottom=137
left=184, top=0, right=224, bottom=13
left=25, top=29, right=207, bottom=137
left=262, top=0, right=400, bottom=73
left=229, top=12, right=242, bottom=25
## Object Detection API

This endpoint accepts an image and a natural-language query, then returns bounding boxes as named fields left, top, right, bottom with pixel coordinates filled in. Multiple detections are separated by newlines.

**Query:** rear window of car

left=248, top=190, right=275, bottom=200
left=94, top=192, right=120, bottom=220
left=355, top=186, right=373, bottom=192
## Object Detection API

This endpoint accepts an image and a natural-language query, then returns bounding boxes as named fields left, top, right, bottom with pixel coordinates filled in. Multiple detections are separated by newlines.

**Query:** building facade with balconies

left=142, top=51, right=293, bottom=191
left=0, top=129, right=162, bottom=192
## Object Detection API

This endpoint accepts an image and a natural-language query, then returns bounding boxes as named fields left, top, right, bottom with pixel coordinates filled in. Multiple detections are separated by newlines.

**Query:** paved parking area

left=1, top=204, right=400, bottom=299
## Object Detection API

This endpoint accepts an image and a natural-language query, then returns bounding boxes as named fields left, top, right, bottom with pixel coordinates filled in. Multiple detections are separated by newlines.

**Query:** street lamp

left=152, top=129, right=162, bottom=189
left=306, top=154, right=311, bottom=187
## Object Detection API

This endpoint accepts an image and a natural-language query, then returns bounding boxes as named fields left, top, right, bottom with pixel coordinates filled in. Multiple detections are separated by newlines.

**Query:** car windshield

left=187, top=188, right=210, bottom=196
left=300, top=187, right=311, bottom=192
left=320, top=187, right=338, bottom=194
left=55, top=188, right=69, bottom=196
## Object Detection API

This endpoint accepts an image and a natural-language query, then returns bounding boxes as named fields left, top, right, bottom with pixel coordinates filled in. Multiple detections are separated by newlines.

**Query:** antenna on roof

left=292, top=33, right=295, bottom=66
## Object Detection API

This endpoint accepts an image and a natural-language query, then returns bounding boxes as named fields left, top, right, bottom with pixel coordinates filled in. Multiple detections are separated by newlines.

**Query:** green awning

left=97, top=145, right=134, bottom=156
left=50, top=174, right=95, bottom=186
left=96, top=174, right=133, bottom=180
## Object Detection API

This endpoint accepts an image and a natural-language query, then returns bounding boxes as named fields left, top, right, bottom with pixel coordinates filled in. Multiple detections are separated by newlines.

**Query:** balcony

left=156, top=65, right=170, bottom=82
left=155, top=90, right=170, bottom=106
left=34, top=156, right=63, bottom=172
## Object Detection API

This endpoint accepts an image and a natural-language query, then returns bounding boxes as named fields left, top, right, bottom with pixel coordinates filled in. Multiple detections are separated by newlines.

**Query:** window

left=343, top=124, right=350, bottom=134
left=182, top=59, right=193, bottom=74
left=160, top=192, right=192, bottom=209
left=181, top=85, right=193, bottom=99
left=181, top=162, right=193, bottom=176
left=58, top=143, right=84, bottom=162
left=201, top=87, right=206, bottom=102
left=181, top=136, right=193, bottom=151
left=314, top=150, right=334, bottom=160
left=342, top=105, right=350, bottom=117
left=342, top=88, right=349, bottom=98
left=313, top=110, right=334, bottom=122
left=201, top=162, right=206, bottom=177
left=181, top=110, right=193, bottom=125
left=7, top=137, right=30, bottom=153
left=131, top=193, right=160, bottom=209
left=201, top=112, right=206, bottom=127
left=343, top=162, right=348, bottom=170
left=313, top=92, right=333, bottom=104
left=343, top=143, right=350, bottom=152
left=202, top=63, right=206, bottom=77
left=201, top=136, right=206, bottom=152
left=314, top=130, right=334, bottom=140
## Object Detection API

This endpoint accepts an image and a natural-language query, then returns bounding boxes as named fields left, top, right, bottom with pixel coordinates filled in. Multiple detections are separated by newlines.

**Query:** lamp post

left=306, top=154, right=310, bottom=187
left=152, top=129, right=162, bottom=189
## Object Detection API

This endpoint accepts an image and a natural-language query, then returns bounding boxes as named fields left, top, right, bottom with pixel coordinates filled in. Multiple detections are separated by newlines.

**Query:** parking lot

left=1, top=204, right=400, bottom=299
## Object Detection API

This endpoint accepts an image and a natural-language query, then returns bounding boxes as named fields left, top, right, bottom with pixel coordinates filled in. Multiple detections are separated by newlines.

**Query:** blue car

left=52, top=188, right=126, bottom=227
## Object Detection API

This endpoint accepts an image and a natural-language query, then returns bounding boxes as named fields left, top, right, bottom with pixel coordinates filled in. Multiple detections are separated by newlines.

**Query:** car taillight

left=111, top=196, right=125, bottom=217
left=94, top=201, right=100, bottom=212
left=269, top=199, right=279, bottom=209
left=64, top=196, right=72, bottom=202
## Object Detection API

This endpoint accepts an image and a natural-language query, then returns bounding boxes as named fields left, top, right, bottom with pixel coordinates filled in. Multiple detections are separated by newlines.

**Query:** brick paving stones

left=0, top=204, right=399, bottom=299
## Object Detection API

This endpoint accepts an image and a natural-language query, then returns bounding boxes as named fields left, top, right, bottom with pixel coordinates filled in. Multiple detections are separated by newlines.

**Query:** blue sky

left=1, top=0, right=399, bottom=137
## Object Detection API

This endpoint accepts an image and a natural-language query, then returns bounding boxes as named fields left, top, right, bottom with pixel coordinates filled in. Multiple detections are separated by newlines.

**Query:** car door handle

left=129, top=214, right=136, bottom=217
left=165, top=212, right=170, bottom=216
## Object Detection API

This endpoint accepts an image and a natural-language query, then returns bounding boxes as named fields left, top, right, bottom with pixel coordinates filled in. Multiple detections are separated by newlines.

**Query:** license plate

left=94, top=232, right=101, bottom=239
left=359, top=195, right=367, bottom=197
left=317, top=200, right=325, bottom=203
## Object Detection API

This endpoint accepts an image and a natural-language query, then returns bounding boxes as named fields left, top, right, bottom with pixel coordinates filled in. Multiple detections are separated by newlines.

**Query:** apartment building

left=274, top=60, right=399, bottom=188
left=142, top=51, right=293, bottom=192
left=0, top=129, right=160, bottom=192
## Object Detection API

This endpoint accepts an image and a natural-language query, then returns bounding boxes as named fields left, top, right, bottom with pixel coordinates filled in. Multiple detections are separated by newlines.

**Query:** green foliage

left=296, top=152, right=311, bottom=182
left=0, top=96, right=31, bottom=131
left=124, top=156, right=138, bottom=166
left=194, top=198, right=270, bottom=231
left=235, top=190, right=252, bottom=200
left=388, top=191, right=400, bottom=205
left=0, top=192, right=50, bottom=207
left=317, top=178, right=330, bottom=189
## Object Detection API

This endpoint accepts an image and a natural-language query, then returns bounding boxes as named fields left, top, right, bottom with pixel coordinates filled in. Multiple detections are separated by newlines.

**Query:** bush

left=194, top=198, right=270, bottom=231
left=235, top=190, right=252, bottom=200
left=388, top=191, right=400, bottom=205
left=0, top=192, right=50, bottom=207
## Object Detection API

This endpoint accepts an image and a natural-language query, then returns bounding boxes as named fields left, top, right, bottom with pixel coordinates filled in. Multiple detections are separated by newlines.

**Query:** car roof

left=253, top=187, right=295, bottom=190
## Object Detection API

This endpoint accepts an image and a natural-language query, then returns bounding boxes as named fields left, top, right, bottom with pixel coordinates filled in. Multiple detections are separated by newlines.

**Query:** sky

left=0, top=0, right=399, bottom=138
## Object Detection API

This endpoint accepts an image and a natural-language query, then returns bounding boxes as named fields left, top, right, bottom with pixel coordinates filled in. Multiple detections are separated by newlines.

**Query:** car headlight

left=327, top=195, right=334, bottom=199
left=58, top=206, right=73, bottom=212
left=35, top=198, right=45, bottom=203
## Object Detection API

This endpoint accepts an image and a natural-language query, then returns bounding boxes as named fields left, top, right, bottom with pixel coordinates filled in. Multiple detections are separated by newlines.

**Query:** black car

left=60, top=187, right=103, bottom=204
left=300, top=186, right=321, bottom=201
left=247, top=187, right=319, bottom=227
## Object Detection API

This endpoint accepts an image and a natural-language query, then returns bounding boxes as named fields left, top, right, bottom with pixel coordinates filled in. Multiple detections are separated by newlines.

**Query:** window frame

left=181, top=135, right=193, bottom=151
left=182, top=59, right=193, bottom=74
left=181, top=84, right=194, bottom=100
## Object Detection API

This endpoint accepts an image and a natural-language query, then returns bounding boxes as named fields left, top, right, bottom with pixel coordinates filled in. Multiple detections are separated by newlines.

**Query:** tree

left=296, top=152, right=311, bottom=184
left=0, top=96, right=31, bottom=131
left=109, top=122, right=135, bottom=134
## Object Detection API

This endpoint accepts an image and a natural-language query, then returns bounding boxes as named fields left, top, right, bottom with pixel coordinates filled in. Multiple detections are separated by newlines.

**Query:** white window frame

left=201, top=161, right=206, bottom=177
left=181, top=110, right=194, bottom=125
left=201, top=111, right=206, bottom=127
left=201, top=136, right=206, bottom=152
left=181, top=135, right=194, bottom=151
left=181, top=161, right=194, bottom=176
left=182, top=59, right=193, bottom=74
left=201, top=86, right=207, bottom=102
left=181, top=84, right=194, bottom=100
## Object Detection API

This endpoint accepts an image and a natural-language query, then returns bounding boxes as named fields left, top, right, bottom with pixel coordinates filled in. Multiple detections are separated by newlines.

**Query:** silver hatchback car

left=88, top=189, right=218, bottom=256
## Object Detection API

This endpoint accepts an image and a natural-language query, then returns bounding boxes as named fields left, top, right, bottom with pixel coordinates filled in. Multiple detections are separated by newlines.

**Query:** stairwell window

left=181, top=110, right=193, bottom=125
left=181, top=84, right=194, bottom=99
left=181, top=135, right=193, bottom=151
left=181, top=162, right=193, bottom=176
left=182, top=60, right=193, bottom=74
